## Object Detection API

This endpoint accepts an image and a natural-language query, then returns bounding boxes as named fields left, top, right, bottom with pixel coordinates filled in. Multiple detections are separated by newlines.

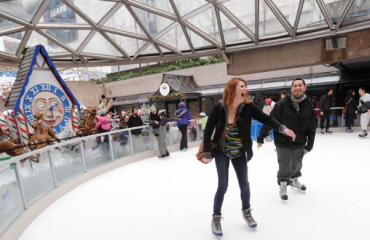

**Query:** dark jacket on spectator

left=344, top=95, right=357, bottom=115
left=128, top=114, right=143, bottom=135
left=149, top=112, right=161, bottom=136
left=319, top=94, right=334, bottom=111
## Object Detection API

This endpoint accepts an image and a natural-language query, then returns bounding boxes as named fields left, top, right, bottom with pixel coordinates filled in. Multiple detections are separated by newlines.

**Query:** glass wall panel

left=28, top=31, right=69, bottom=54
left=41, top=30, right=90, bottom=51
left=0, top=19, right=18, bottom=31
left=104, top=6, right=146, bottom=35
left=259, top=0, right=287, bottom=37
left=111, top=132, right=132, bottom=159
left=49, top=145, right=84, bottom=185
left=157, top=24, right=190, bottom=51
left=0, top=166, right=24, bottom=237
left=17, top=154, right=55, bottom=206
left=187, top=7, right=221, bottom=43
left=107, top=33, right=148, bottom=56
left=271, top=0, right=301, bottom=27
left=220, top=12, right=251, bottom=44
left=323, top=0, right=350, bottom=20
left=298, top=0, right=328, bottom=31
left=82, top=137, right=112, bottom=170
left=173, top=0, right=207, bottom=17
left=0, top=0, right=42, bottom=22
left=222, top=0, right=256, bottom=34
left=73, top=0, right=115, bottom=24
left=343, top=0, right=370, bottom=25
left=39, top=0, right=87, bottom=24
left=135, top=0, right=175, bottom=15
left=132, top=7, right=174, bottom=37
left=186, top=28, right=213, bottom=49
left=0, top=32, right=24, bottom=55
left=130, top=129, right=152, bottom=154
left=84, top=32, right=121, bottom=57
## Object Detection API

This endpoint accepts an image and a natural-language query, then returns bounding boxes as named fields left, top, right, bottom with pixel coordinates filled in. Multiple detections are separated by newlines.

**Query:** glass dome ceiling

left=0, top=0, right=369, bottom=67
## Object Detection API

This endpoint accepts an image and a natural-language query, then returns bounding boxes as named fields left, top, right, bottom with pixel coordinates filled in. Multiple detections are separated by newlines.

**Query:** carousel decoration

left=0, top=127, right=25, bottom=157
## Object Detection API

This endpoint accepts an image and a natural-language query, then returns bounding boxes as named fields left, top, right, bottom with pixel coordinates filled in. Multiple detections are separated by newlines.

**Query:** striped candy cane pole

left=0, top=111, right=8, bottom=129
left=1, top=110, right=18, bottom=139
left=72, top=106, right=79, bottom=130
left=0, top=91, right=6, bottom=103
left=15, top=113, right=29, bottom=146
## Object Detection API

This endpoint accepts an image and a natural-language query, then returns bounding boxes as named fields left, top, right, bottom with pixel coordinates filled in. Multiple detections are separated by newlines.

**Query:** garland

left=149, top=93, right=185, bottom=101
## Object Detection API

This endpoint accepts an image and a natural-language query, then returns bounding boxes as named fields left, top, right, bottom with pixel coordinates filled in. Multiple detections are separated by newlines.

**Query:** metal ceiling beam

left=255, top=0, right=260, bottom=45
left=293, top=0, right=305, bottom=38
left=263, top=0, right=293, bottom=37
left=127, top=0, right=177, bottom=21
left=169, top=0, right=195, bottom=53
left=185, top=22, right=221, bottom=48
left=214, top=5, right=225, bottom=49
left=35, top=24, right=93, bottom=30
left=125, top=3, right=163, bottom=58
left=36, top=30, right=78, bottom=55
left=100, top=31, right=131, bottom=59
left=218, top=4, right=256, bottom=43
left=183, top=3, right=214, bottom=21
left=156, top=41, right=183, bottom=56
left=0, top=11, right=33, bottom=28
left=0, top=26, right=26, bottom=35
left=101, top=27, right=148, bottom=41
left=335, top=0, right=355, bottom=30
left=315, top=0, right=335, bottom=30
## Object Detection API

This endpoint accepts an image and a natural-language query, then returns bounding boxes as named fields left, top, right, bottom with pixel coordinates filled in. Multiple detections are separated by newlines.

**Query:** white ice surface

left=19, top=133, right=370, bottom=240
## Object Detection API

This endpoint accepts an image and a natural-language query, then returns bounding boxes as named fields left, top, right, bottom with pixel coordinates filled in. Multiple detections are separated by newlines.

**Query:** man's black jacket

left=320, top=94, right=334, bottom=111
left=258, top=95, right=316, bottom=151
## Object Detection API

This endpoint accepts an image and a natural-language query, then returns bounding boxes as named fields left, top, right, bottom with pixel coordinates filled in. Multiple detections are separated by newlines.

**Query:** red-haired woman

left=202, top=78, right=296, bottom=237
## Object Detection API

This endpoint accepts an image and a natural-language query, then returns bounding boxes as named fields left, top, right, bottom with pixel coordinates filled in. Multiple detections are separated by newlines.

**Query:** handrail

left=0, top=125, right=150, bottom=171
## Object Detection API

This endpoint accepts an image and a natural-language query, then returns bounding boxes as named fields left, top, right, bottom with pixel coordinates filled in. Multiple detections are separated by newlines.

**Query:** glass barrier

left=49, top=144, right=84, bottom=185
left=0, top=165, right=24, bottom=237
left=111, top=131, right=132, bottom=159
left=17, top=153, right=55, bottom=206
left=82, top=136, right=112, bottom=170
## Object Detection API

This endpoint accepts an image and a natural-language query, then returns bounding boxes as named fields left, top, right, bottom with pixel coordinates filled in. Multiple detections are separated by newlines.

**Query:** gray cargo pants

left=276, top=145, right=305, bottom=184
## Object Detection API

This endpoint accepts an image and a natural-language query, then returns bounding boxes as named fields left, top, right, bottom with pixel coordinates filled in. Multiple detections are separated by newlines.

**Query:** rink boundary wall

left=0, top=141, right=202, bottom=240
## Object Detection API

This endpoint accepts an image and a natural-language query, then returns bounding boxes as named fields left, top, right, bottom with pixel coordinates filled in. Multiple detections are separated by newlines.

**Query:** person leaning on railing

left=356, top=87, right=370, bottom=138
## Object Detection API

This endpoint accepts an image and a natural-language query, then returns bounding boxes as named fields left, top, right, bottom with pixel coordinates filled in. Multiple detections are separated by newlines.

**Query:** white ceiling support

left=293, top=0, right=305, bottom=38
left=263, top=0, right=293, bottom=37
left=255, top=0, right=260, bottom=45
left=214, top=5, right=226, bottom=49
left=169, top=0, right=195, bottom=53
left=316, top=0, right=335, bottom=30
left=127, top=0, right=177, bottom=21
left=335, top=0, right=355, bottom=30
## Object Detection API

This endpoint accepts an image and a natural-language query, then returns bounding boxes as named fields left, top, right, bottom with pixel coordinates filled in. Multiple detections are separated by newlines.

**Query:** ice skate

left=165, top=151, right=170, bottom=158
left=325, top=129, right=332, bottom=134
left=321, top=129, right=325, bottom=134
left=279, top=182, right=288, bottom=203
left=359, top=130, right=368, bottom=138
left=211, top=215, right=223, bottom=238
left=242, top=209, right=257, bottom=228
left=158, top=154, right=166, bottom=159
left=346, top=128, right=353, bottom=133
left=290, top=178, right=306, bottom=193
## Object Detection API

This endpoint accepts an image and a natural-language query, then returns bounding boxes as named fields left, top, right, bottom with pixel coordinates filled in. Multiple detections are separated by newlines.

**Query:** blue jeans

left=213, top=150, right=250, bottom=215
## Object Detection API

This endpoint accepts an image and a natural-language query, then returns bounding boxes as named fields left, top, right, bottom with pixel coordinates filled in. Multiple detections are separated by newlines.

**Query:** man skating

left=257, top=78, right=316, bottom=203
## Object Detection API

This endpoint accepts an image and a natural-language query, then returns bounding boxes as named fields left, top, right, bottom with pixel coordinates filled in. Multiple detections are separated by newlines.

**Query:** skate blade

left=212, top=232, right=223, bottom=239
left=281, top=199, right=287, bottom=204
left=290, top=186, right=306, bottom=194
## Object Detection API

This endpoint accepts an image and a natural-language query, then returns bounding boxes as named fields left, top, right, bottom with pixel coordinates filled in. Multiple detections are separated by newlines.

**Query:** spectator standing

left=319, top=88, right=334, bottom=134
left=357, top=87, right=370, bottom=137
left=197, top=112, right=208, bottom=131
left=344, top=89, right=357, bottom=133
left=262, top=98, right=273, bottom=115
left=174, top=102, right=192, bottom=151
left=157, top=110, right=180, bottom=159
left=149, top=105, right=160, bottom=139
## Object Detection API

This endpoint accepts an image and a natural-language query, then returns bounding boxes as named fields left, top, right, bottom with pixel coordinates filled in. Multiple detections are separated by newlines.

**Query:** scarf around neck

left=290, top=93, right=306, bottom=113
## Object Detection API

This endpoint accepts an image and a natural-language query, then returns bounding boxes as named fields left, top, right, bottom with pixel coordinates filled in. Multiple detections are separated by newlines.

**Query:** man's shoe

left=321, top=129, right=325, bottom=134
left=158, top=154, right=166, bottom=159
left=290, top=178, right=306, bottom=193
left=279, top=182, right=288, bottom=203
left=359, top=130, right=368, bottom=138
left=346, top=128, right=353, bottom=133
left=325, top=129, right=332, bottom=133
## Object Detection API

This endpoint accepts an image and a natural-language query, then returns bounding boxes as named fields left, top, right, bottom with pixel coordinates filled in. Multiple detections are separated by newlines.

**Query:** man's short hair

left=359, top=86, right=366, bottom=91
left=291, top=78, right=306, bottom=86
left=281, top=90, right=288, bottom=96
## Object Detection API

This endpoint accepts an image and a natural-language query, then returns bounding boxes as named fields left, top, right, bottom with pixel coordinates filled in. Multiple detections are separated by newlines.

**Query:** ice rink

left=18, top=133, right=370, bottom=240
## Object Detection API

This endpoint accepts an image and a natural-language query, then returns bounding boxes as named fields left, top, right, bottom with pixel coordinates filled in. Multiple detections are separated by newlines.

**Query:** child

left=158, top=110, right=180, bottom=159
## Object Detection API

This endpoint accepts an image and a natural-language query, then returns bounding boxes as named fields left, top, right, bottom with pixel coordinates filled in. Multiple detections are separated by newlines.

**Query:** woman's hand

left=202, top=157, right=212, bottom=164
left=283, top=129, right=296, bottom=141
